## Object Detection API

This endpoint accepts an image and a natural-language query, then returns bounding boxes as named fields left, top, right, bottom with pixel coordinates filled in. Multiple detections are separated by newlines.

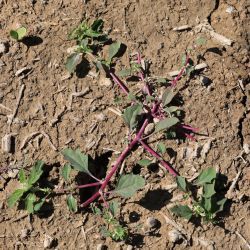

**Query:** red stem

left=77, top=182, right=101, bottom=189
left=140, top=140, right=178, bottom=176
left=171, top=55, right=190, bottom=87
left=109, top=72, right=130, bottom=95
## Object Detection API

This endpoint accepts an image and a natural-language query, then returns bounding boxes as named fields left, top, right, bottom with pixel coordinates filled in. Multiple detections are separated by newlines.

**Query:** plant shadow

left=22, top=36, right=43, bottom=47
left=77, top=151, right=112, bottom=205
left=75, top=58, right=91, bottom=78
left=138, top=189, right=172, bottom=211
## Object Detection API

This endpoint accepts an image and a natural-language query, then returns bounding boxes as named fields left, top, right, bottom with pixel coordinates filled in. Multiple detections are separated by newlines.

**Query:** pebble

left=96, top=243, right=105, bottom=250
left=226, top=5, right=236, bottom=14
left=99, top=76, right=112, bottom=87
left=2, top=134, right=15, bottom=153
left=127, top=245, right=133, bottom=250
left=243, top=143, right=250, bottom=154
left=20, top=229, right=29, bottom=239
left=144, top=123, right=155, bottom=135
left=43, top=234, right=54, bottom=249
left=168, top=229, right=182, bottom=243
left=0, top=42, right=7, bottom=54
left=146, top=217, right=158, bottom=229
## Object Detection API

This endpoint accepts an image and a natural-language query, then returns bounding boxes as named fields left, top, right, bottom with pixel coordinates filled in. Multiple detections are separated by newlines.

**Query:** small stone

left=43, top=234, right=54, bottom=249
left=8, top=168, right=19, bottom=178
left=99, top=76, right=112, bottom=87
left=146, top=217, right=158, bottom=229
left=20, top=229, right=29, bottom=239
left=127, top=245, right=133, bottom=250
left=243, top=143, right=250, bottom=154
left=2, top=134, right=14, bottom=153
left=226, top=5, right=236, bottom=14
left=144, top=123, right=155, bottom=135
left=0, top=42, right=7, bottom=54
left=96, top=243, right=105, bottom=250
left=95, top=113, right=106, bottom=121
left=168, top=229, right=182, bottom=243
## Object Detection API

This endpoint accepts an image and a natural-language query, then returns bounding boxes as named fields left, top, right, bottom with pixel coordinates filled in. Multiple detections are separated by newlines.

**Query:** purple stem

left=77, top=182, right=101, bottom=189
left=81, top=118, right=149, bottom=207
left=140, top=140, right=178, bottom=176
left=171, top=55, right=190, bottom=87
left=109, top=72, right=130, bottom=95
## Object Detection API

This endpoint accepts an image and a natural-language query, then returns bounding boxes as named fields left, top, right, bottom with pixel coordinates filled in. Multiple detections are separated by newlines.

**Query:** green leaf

left=203, top=181, right=216, bottom=198
left=10, top=27, right=27, bottom=41
left=195, top=168, right=216, bottom=186
left=91, top=204, right=102, bottom=215
left=181, top=54, right=187, bottom=66
left=34, top=197, right=46, bottom=212
left=118, top=68, right=132, bottom=77
left=62, top=148, right=90, bottom=174
left=114, top=174, right=145, bottom=198
left=164, top=106, right=180, bottom=114
left=7, top=189, right=26, bottom=208
left=108, top=42, right=121, bottom=62
left=162, top=88, right=174, bottom=107
left=128, top=93, right=136, bottom=102
left=67, top=194, right=78, bottom=213
left=171, top=205, right=193, bottom=220
left=203, top=197, right=212, bottom=212
left=196, top=37, right=206, bottom=45
left=109, top=201, right=119, bottom=217
left=25, top=193, right=36, bottom=213
left=157, top=142, right=166, bottom=154
left=91, top=19, right=104, bottom=32
left=18, top=169, right=26, bottom=184
left=176, top=176, right=187, bottom=192
left=27, top=160, right=44, bottom=186
left=61, top=164, right=72, bottom=182
left=137, top=159, right=152, bottom=166
left=123, top=104, right=142, bottom=130
left=216, top=198, right=227, bottom=213
left=65, top=53, right=82, bottom=73
left=156, top=78, right=167, bottom=84
left=155, top=117, right=179, bottom=133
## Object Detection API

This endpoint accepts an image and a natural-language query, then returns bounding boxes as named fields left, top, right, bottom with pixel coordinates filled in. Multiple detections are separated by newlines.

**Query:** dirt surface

left=0, top=0, right=249, bottom=249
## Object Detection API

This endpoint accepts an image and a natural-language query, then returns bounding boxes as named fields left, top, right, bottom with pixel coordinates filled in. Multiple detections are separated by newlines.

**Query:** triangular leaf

left=118, top=68, right=132, bottom=77
left=195, top=168, right=216, bottom=186
left=171, top=205, right=193, bottom=220
left=176, top=176, right=187, bottom=192
left=27, top=160, right=44, bottom=186
left=61, top=164, right=72, bottom=182
left=62, top=148, right=90, bottom=174
left=123, top=104, right=142, bottom=130
left=109, top=201, right=119, bottom=217
left=25, top=193, right=36, bottom=213
left=215, top=198, right=227, bottom=213
left=18, top=169, right=26, bottom=184
left=65, top=53, right=82, bottom=73
left=155, top=117, right=179, bottom=133
left=67, top=194, right=78, bottom=213
left=7, top=189, right=26, bottom=208
left=162, top=88, right=175, bottom=107
left=108, top=42, right=121, bottom=62
left=137, top=159, right=152, bottom=167
left=202, top=181, right=216, bottom=198
left=114, top=174, right=145, bottom=198
left=34, top=197, right=46, bottom=212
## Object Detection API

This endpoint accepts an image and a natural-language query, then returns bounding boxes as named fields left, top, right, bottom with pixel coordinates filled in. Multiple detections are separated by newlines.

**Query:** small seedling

left=171, top=168, right=227, bottom=223
left=7, top=161, right=50, bottom=213
left=92, top=201, right=128, bottom=241
left=10, top=26, right=27, bottom=41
